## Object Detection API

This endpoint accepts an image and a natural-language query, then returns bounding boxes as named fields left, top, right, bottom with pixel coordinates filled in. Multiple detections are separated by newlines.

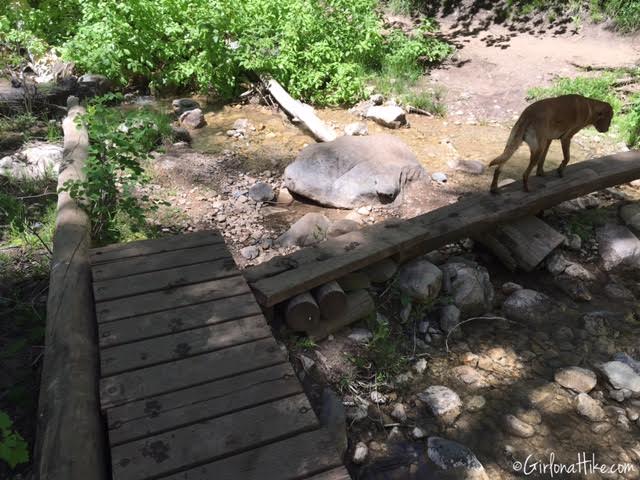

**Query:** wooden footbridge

left=33, top=98, right=640, bottom=480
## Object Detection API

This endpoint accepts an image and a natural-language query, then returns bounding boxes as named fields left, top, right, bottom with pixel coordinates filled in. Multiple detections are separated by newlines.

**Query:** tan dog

left=489, top=94, right=613, bottom=193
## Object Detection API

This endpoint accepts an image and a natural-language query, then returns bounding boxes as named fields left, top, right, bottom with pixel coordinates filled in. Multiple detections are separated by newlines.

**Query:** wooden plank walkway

left=90, top=231, right=349, bottom=480
left=245, top=151, right=640, bottom=307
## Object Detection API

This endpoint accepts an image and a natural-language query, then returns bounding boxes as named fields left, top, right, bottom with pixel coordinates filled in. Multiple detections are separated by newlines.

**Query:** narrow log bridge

left=244, top=151, right=640, bottom=309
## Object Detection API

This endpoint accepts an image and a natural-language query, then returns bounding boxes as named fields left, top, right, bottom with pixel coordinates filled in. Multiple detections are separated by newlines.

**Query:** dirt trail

left=430, top=6, right=640, bottom=122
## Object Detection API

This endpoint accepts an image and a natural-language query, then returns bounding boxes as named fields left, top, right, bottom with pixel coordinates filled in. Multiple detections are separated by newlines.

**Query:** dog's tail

left=489, top=117, right=528, bottom=167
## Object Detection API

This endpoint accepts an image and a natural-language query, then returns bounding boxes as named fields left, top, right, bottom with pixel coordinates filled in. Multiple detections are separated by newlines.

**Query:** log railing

left=33, top=97, right=107, bottom=480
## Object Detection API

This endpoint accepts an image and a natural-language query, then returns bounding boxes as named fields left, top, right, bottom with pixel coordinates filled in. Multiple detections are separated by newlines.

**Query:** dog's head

left=593, top=101, right=613, bottom=132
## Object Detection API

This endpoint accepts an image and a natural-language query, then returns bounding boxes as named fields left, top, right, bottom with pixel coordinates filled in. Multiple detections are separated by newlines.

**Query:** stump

left=312, top=281, right=347, bottom=320
left=285, top=292, right=321, bottom=331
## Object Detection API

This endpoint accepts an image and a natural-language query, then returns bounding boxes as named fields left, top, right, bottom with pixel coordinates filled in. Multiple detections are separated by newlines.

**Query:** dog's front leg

left=557, top=136, right=572, bottom=177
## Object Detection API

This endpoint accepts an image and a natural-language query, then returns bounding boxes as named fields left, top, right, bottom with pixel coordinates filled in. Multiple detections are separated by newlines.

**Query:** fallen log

left=244, top=151, right=640, bottom=307
left=306, top=290, right=375, bottom=342
left=263, top=77, right=336, bottom=142
left=312, top=281, right=347, bottom=319
left=34, top=97, right=107, bottom=480
left=475, top=216, right=565, bottom=271
left=285, top=292, right=321, bottom=331
left=0, top=79, right=74, bottom=115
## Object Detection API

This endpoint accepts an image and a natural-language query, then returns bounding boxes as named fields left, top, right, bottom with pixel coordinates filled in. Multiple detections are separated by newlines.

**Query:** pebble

left=411, top=427, right=426, bottom=439
left=503, top=414, right=535, bottom=438
left=353, top=442, right=368, bottom=464
left=466, top=395, right=486, bottom=412
left=391, top=403, right=408, bottom=422
left=419, top=386, right=462, bottom=425
left=575, top=393, right=606, bottom=421
left=554, top=366, right=597, bottom=393
left=414, top=358, right=427, bottom=374
left=240, top=245, right=260, bottom=260
left=370, top=391, right=387, bottom=404
left=431, top=172, right=448, bottom=184
left=348, top=328, right=373, bottom=343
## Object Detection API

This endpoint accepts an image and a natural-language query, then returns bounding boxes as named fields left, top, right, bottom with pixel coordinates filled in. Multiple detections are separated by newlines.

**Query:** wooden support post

left=312, top=281, right=347, bottom=320
left=263, top=78, right=337, bottom=142
left=34, top=97, right=107, bottom=480
left=306, top=290, right=375, bottom=342
left=285, top=292, right=321, bottom=331
left=475, top=216, right=565, bottom=271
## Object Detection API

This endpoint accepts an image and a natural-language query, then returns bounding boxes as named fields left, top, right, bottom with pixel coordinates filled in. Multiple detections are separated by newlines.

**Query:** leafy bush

left=61, top=93, right=171, bottom=243
left=0, top=411, right=28, bottom=470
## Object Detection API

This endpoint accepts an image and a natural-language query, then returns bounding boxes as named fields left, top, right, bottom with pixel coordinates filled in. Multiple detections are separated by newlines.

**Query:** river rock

left=575, top=393, right=606, bottom=421
left=327, top=219, right=360, bottom=238
left=427, top=437, right=486, bottom=476
left=431, top=172, right=448, bottom=183
left=240, top=245, right=260, bottom=260
left=596, top=223, right=640, bottom=271
left=503, top=414, right=535, bottom=438
left=502, top=289, right=557, bottom=325
left=419, top=385, right=462, bottom=425
left=284, top=134, right=425, bottom=208
left=439, top=304, right=461, bottom=333
left=276, top=188, right=294, bottom=205
left=391, top=403, right=408, bottom=422
left=613, top=352, right=640, bottom=375
left=248, top=182, right=275, bottom=202
left=344, top=122, right=368, bottom=136
left=599, top=361, right=640, bottom=395
left=554, top=367, right=597, bottom=393
left=179, top=108, right=206, bottom=129
left=363, top=257, right=398, bottom=284
left=447, top=158, right=485, bottom=175
left=365, top=105, right=407, bottom=128
left=620, top=203, right=640, bottom=232
left=0, top=142, right=63, bottom=179
left=276, top=212, right=331, bottom=247
left=397, top=258, right=443, bottom=303
left=441, top=262, right=494, bottom=317
left=170, top=125, right=191, bottom=143
left=172, top=98, right=200, bottom=115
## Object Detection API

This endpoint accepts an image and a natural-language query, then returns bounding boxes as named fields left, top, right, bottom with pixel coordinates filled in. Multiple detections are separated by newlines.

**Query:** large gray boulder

left=283, top=135, right=425, bottom=208
left=0, top=142, right=63, bottom=179
left=596, top=223, right=640, bottom=271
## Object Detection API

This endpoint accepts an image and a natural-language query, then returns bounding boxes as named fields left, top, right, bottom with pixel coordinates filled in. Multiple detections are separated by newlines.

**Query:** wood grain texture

left=34, top=99, right=107, bottom=480
left=98, top=292, right=261, bottom=347
left=93, top=256, right=240, bottom=302
left=159, top=429, right=346, bottom=480
left=91, top=243, right=229, bottom=281
left=100, top=315, right=271, bottom=376
left=110, top=394, right=318, bottom=480
left=245, top=152, right=640, bottom=306
left=90, top=230, right=223, bottom=264
left=95, top=275, right=250, bottom=323
left=100, top=337, right=286, bottom=408
left=106, top=363, right=301, bottom=445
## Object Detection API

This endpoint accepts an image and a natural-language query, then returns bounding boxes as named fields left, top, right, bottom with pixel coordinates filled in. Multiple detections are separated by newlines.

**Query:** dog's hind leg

left=490, top=164, right=503, bottom=194
left=557, top=135, right=572, bottom=177
left=523, top=146, right=542, bottom=192
left=536, top=139, right=552, bottom=177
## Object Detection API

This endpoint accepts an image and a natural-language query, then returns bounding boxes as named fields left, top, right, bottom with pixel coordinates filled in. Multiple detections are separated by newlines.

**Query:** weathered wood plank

left=98, top=292, right=261, bottom=347
left=306, top=467, right=352, bottom=480
left=106, top=363, right=301, bottom=445
left=101, top=315, right=271, bottom=376
left=90, top=231, right=223, bottom=264
left=100, top=337, right=285, bottom=408
left=476, top=215, right=565, bottom=271
left=110, top=394, right=318, bottom=480
left=93, top=256, right=239, bottom=302
left=96, top=275, right=250, bottom=323
left=245, top=152, right=640, bottom=307
left=159, top=429, right=345, bottom=480
left=91, top=243, right=229, bottom=281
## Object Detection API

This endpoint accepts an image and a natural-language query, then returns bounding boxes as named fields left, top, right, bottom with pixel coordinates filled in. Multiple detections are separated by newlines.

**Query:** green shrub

left=0, top=410, right=28, bottom=470
left=61, top=93, right=171, bottom=243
